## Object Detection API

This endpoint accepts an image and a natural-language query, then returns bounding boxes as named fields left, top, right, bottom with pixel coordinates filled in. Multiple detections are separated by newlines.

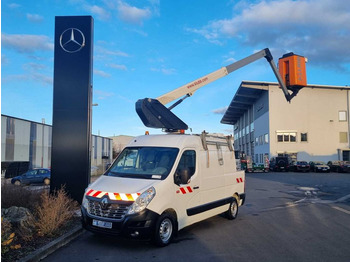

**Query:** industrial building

left=1, top=114, right=113, bottom=174
left=221, top=81, right=350, bottom=164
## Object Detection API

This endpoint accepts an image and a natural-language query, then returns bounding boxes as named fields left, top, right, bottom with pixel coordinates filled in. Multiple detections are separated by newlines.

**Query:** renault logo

left=100, top=198, right=109, bottom=210
left=59, top=28, right=85, bottom=53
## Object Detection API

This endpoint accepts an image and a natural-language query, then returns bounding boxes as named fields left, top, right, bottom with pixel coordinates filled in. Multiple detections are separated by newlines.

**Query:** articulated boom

left=136, top=48, right=307, bottom=131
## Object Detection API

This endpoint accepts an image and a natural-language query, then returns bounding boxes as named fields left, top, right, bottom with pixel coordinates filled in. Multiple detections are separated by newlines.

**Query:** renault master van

left=81, top=131, right=245, bottom=246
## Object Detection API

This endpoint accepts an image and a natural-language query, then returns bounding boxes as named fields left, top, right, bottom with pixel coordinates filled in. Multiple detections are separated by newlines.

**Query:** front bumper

left=81, top=207, right=159, bottom=239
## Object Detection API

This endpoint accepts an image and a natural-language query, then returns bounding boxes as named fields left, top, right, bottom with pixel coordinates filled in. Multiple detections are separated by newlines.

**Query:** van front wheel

left=153, top=213, right=175, bottom=247
left=226, top=198, right=238, bottom=220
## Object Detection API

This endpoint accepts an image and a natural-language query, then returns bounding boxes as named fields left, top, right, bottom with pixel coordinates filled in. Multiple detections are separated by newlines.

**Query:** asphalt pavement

left=43, top=172, right=350, bottom=262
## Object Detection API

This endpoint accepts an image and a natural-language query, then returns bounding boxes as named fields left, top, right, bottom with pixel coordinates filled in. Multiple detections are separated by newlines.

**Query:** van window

left=107, top=147, right=179, bottom=180
left=174, top=150, right=196, bottom=184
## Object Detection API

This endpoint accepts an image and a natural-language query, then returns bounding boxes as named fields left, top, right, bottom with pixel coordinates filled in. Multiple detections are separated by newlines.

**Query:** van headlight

left=127, top=187, right=156, bottom=215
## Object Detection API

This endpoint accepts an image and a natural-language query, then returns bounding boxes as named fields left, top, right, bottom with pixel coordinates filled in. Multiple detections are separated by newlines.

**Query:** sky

left=2, top=0, right=350, bottom=137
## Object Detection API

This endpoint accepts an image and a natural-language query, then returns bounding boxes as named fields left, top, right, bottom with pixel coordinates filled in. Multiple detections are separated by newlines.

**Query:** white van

left=81, top=131, right=245, bottom=246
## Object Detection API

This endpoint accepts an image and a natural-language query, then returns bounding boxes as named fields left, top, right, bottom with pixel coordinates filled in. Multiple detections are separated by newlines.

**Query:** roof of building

left=220, top=81, right=350, bottom=126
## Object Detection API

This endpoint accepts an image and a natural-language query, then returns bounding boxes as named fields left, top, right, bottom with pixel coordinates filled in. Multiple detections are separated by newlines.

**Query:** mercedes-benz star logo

left=100, top=198, right=109, bottom=210
left=59, top=28, right=85, bottom=53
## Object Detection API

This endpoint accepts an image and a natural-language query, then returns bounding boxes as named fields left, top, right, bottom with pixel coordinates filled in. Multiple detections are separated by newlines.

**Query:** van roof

left=127, top=134, right=201, bottom=149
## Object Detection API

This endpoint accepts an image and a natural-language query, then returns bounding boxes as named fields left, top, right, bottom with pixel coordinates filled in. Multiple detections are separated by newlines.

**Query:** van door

left=173, top=149, right=201, bottom=228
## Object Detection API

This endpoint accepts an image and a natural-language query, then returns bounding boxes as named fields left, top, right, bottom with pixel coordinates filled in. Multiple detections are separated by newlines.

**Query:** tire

left=226, top=198, right=238, bottom=220
left=44, top=178, right=50, bottom=185
left=153, top=213, right=176, bottom=247
left=14, top=180, right=21, bottom=186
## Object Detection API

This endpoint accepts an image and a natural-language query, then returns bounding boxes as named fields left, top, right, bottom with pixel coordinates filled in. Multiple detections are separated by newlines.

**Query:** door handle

left=193, top=186, right=199, bottom=190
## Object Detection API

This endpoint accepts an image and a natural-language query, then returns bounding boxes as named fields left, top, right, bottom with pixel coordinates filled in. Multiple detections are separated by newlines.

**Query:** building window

left=339, top=111, right=347, bottom=122
left=340, top=132, right=348, bottom=143
left=277, top=132, right=297, bottom=143
left=301, top=133, right=308, bottom=142
left=277, top=134, right=283, bottom=142
left=290, top=133, right=296, bottom=142
left=264, top=134, right=269, bottom=144
left=255, top=137, right=259, bottom=146
left=259, top=135, right=263, bottom=145
left=250, top=122, right=254, bottom=132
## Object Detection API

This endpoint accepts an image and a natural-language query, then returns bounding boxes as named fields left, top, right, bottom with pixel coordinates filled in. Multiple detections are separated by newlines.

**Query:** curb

left=19, top=225, right=85, bottom=262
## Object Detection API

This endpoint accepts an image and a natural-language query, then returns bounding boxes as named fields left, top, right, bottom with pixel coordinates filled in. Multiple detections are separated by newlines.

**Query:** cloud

left=3, top=73, right=52, bottom=86
left=32, top=73, right=53, bottom=85
left=23, top=62, right=47, bottom=71
left=187, top=0, right=350, bottom=71
left=150, top=67, right=176, bottom=75
left=27, top=13, right=44, bottom=23
left=2, top=33, right=53, bottom=53
left=3, top=60, right=52, bottom=86
left=109, top=63, right=127, bottom=71
left=8, top=3, right=20, bottom=9
left=94, top=69, right=111, bottom=78
left=94, top=90, right=114, bottom=100
left=117, top=1, right=152, bottom=25
left=95, top=46, right=129, bottom=57
left=2, top=54, right=9, bottom=65
left=83, top=5, right=110, bottom=21
left=212, top=106, right=228, bottom=115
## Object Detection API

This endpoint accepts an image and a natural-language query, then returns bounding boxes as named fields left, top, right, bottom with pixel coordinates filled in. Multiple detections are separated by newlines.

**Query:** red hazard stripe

left=92, top=191, right=102, bottom=197
left=86, top=189, right=94, bottom=196
left=180, top=188, right=186, bottom=194
left=240, top=178, right=243, bottom=182
left=236, top=178, right=240, bottom=183
left=187, top=186, right=193, bottom=193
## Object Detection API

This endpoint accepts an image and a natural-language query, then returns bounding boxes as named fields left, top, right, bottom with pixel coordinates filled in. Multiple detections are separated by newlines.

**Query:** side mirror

left=174, top=168, right=191, bottom=185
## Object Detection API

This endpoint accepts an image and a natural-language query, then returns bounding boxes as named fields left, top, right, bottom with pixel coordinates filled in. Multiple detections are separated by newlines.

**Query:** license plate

left=92, top=219, right=112, bottom=229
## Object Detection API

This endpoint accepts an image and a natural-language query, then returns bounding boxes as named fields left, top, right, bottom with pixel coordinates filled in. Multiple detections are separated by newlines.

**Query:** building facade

left=1, top=114, right=113, bottom=171
left=221, top=81, right=350, bottom=163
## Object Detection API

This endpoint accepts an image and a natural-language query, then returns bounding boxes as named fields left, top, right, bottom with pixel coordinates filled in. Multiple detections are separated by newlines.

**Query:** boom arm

left=158, top=48, right=293, bottom=106
left=136, top=48, right=303, bottom=131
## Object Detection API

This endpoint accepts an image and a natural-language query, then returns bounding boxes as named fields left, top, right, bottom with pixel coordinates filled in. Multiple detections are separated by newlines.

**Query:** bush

left=1, top=183, right=42, bottom=212
left=1, top=218, right=20, bottom=255
left=35, top=187, right=79, bottom=237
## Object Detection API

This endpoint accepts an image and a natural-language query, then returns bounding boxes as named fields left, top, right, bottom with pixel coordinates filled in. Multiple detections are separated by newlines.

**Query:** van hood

left=87, top=175, right=161, bottom=194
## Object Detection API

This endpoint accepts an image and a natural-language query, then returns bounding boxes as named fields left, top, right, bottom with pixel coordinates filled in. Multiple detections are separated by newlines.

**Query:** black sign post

left=51, top=16, right=93, bottom=203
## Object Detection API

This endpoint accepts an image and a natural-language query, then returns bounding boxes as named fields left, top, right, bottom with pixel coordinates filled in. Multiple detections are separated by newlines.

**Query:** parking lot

left=43, top=171, right=350, bottom=262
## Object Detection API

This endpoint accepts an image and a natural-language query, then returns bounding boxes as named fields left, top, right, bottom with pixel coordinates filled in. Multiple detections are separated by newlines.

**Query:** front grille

left=88, top=199, right=130, bottom=220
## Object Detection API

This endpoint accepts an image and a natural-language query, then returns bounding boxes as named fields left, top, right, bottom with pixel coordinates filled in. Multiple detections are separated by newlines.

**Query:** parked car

left=11, top=168, right=51, bottom=186
left=309, top=161, right=330, bottom=172
left=327, top=161, right=350, bottom=173
left=289, top=161, right=310, bottom=172
left=246, top=163, right=268, bottom=173
left=269, top=157, right=289, bottom=172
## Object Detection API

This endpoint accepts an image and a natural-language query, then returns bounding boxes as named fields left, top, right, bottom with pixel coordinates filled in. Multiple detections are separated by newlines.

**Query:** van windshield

left=106, top=147, right=179, bottom=180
